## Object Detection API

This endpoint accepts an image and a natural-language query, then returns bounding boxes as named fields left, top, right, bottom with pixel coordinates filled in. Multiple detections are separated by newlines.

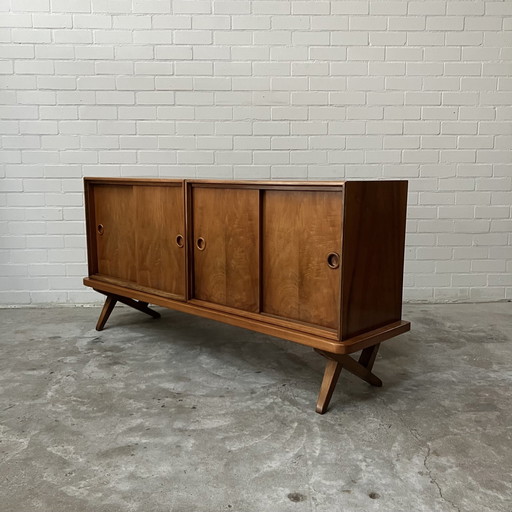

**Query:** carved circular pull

left=327, top=252, right=340, bottom=269
left=196, top=237, right=206, bottom=251
left=176, top=234, right=184, bottom=248
left=97, top=224, right=104, bottom=235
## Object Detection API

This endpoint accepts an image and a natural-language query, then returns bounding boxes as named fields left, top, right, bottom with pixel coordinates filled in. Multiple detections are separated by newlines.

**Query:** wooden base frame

left=89, top=283, right=409, bottom=413
left=314, top=344, right=382, bottom=414
left=95, top=291, right=161, bottom=331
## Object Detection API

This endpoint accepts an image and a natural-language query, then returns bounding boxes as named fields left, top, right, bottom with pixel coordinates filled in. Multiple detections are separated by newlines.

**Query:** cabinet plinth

left=84, top=178, right=410, bottom=413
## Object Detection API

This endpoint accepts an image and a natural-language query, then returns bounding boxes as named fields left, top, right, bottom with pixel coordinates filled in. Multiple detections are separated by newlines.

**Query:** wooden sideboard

left=83, top=178, right=410, bottom=413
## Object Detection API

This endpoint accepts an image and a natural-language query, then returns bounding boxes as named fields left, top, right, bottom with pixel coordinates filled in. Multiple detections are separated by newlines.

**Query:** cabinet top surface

left=83, top=177, right=406, bottom=187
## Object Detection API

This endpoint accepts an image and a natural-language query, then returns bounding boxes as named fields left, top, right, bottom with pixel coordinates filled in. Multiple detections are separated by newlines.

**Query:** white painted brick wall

left=1, top=0, right=511, bottom=305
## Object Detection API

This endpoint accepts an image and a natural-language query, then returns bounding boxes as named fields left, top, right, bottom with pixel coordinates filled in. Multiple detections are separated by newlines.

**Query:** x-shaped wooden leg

left=95, top=291, right=161, bottom=331
left=315, top=344, right=382, bottom=414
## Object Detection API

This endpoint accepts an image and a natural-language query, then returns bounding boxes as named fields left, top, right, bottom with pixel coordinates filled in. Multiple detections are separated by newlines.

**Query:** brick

left=173, top=30, right=211, bottom=45
left=132, top=0, right=171, bottom=13
left=386, top=77, right=422, bottom=91
left=194, top=46, right=230, bottom=61
left=12, top=28, right=51, bottom=43
left=73, top=14, right=111, bottom=28
left=216, top=121, right=251, bottom=135
left=116, top=76, right=154, bottom=90
left=138, top=151, right=176, bottom=164
left=75, top=45, right=114, bottom=60
left=175, top=62, right=212, bottom=76
left=95, top=61, right=133, bottom=74
left=57, top=91, right=95, bottom=105
left=94, top=29, right=131, bottom=44
left=426, top=16, right=464, bottom=30
left=292, top=1, right=329, bottom=14
left=12, top=0, right=50, bottom=12
left=331, top=33, right=367, bottom=47
left=173, top=0, right=211, bottom=14
left=232, top=15, right=270, bottom=30
left=196, top=106, right=231, bottom=119
left=191, top=15, right=228, bottom=30
left=348, top=77, right=385, bottom=91
left=389, top=16, right=426, bottom=31
left=77, top=76, right=115, bottom=90
left=371, top=1, right=407, bottom=15
left=118, top=106, right=156, bottom=119
left=119, top=136, right=157, bottom=149
left=231, top=47, right=269, bottom=61
left=349, top=16, right=387, bottom=31
left=311, top=16, right=349, bottom=31
left=269, top=105, right=305, bottom=121
left=347, top=46, right=385, bottom=61
left=213, top=1, right=250, bottom=14
left=51, top=0, right=91, bottom=12
left=113, top=15, right=151, bottom=29
left=115, top=45, right=153, bottom=60
left=0, top=15, right=32, bottom=28
left=417, top=248, right=453, bottom=260
left=332, top=1, right=368, bottom=14
left=156, top=46, right=193, bottom=60
left=135, top=91, right=173, bottom=105
left=233, top=78, right=269, bottom=91
left=17, top=91, right=56, bottom=105
left=76, top=106, right=111, bottom=121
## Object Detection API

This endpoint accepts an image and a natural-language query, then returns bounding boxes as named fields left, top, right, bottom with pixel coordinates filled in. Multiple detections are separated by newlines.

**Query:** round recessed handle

left=327, top=252, right=340, bottom=269
left=176, top=234, right=184, bottom=248
left=196, top=237, right=206, bottom=251
left=97, top=224, right=104, bottom=236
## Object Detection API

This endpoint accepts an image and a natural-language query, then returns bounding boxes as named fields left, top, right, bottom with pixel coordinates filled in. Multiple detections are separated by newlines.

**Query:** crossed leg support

left=95, top=291, right=161, bottom=331
left=94, top=290, right=383, bottom=414
left=315, top=344, right=382, bottom=414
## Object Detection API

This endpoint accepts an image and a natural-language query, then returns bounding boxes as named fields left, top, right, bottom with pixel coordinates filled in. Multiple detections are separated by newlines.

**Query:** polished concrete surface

left=0, top=303, right=511, bottom=512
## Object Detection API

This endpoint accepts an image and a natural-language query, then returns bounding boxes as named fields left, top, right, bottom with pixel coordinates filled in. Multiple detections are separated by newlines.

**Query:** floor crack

left=423, top=444, right=461, bottom=512
left=376, top=396, right=462, bottom=512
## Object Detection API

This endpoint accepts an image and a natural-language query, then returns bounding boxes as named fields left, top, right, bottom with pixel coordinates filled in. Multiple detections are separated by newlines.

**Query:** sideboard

left=83, top=178, right=410, bottom=414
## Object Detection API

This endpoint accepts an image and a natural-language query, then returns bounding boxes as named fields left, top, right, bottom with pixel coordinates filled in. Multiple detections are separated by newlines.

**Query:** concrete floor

left=0, top=303, right=511, bottom=512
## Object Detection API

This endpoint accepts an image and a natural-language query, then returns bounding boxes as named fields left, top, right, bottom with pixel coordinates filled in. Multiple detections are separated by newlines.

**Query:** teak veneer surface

left=134, top=184, right=185, bottom=298
left=262, top=190, right=342, bottom=330
left=192, top=186, right=259, bottom=312
left=94, top=184, right=137, bottom=283
left=340, top=181, right=408, bottom=339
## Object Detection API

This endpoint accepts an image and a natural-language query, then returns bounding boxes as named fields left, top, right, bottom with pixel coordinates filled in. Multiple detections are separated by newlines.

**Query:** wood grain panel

left=134, top=184, right=185, bottom=298
left=262, top=190, right=343, bottom=330
left=94, top=184, right=137, bottom=282
left=340, top=181, right=408, bottom=339
left=192, top=187, right=259, bottom=311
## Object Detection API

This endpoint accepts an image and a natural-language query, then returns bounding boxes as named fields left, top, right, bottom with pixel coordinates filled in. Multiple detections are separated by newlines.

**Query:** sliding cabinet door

left=90, top=180, right=185, bottom=300
left=191, top=186, right=259, bottom=312
left=262, top=190, right=343, bottom=331
left=94, top=184, right=137, bottom=283
left=134, top=184, right=185, bottom=299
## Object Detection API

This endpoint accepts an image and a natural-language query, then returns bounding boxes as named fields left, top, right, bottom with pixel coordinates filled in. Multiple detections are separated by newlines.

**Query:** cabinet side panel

left=94, top=184, right=137, bottom=283
left=262, top=190, right=342, bottom=330
left=341, top=181, right=408, bottom=339
left=134, top=184, right=185, bottom=298
left=84, top=180, right=98, bottom=276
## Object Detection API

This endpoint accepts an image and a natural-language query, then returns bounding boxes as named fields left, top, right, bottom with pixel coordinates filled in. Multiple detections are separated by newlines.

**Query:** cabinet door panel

left=262, top=190, right=342, bottom=330
left=134, top=185, right=185, bottom=299
left=95, top=184, right=137, bottom=282
left=192, top=187, right=259, bottom=312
